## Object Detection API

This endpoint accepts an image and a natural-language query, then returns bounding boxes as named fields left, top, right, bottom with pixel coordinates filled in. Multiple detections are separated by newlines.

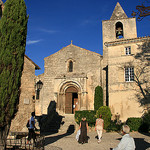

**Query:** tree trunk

left=0, top=124, right=10, bottom=150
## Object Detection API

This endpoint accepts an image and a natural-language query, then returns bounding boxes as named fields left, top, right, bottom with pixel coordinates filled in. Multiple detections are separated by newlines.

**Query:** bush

left=107, top=120, right=123, bottom=132
left=126, top=118, right=142, bottom=131
left=94, top=86, right=103, bottom=111
left=96, top=106, right=112, bottom=129
left=139, top=110, right=150, bottom=132
left=75, top=110, right=96, bottom=127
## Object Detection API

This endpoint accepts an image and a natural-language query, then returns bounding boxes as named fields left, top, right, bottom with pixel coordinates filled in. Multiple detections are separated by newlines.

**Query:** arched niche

left=115, top=22, right=124, bottom=39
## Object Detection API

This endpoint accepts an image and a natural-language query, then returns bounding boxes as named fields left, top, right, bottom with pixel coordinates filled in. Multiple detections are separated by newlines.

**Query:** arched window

left=69, top=61, right=73, bottom=72
left=115, top=22, right=123, bottom=39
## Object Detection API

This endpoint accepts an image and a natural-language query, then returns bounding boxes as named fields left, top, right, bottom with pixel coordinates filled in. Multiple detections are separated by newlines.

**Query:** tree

left=94, top=86, right=103, bottom=111
left=96, top=106, right=112, bottom=129
left=132, top=0, right=150, bottom=21
left=0, top=0, right=28, bottom=149
left=134, top=40, right=150, bottom=110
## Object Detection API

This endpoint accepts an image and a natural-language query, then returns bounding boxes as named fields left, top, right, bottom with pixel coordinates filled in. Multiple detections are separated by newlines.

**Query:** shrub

left=96, top=106, right=112, bottom=129
left=126, top=118, right=142, bottom=131
left=139, top=110, right=150, bottom=132
left=94, top=86, right=103, bottom=111
left=75, top=110, right=96, bottom=127
left=107, top=120, right=123, bottom=132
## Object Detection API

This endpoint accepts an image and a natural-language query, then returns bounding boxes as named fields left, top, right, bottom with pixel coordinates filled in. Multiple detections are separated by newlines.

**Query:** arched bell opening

left=115, top=22, right=124, bottom=39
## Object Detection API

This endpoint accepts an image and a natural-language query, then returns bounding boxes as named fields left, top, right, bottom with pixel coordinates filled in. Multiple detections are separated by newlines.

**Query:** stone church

left=10, top=2, right=150, bottom=132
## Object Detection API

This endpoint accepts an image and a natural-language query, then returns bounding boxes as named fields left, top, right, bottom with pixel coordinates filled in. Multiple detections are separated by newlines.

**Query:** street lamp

left=36, top=80, right=43, bottom=99
left=36, top=80, right=43, bottom=90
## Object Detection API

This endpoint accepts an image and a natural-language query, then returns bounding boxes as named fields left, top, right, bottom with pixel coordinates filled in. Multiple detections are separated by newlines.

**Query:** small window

left=125, top=67, right=134, bottom=82
left=125, top=46, right=131, bottom=55
left=69, top=61, right=73, bottom=72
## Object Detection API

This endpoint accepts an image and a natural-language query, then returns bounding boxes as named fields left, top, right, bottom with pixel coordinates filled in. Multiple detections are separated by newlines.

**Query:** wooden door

left=65, top=92, right=72, bottom=114
left=65, top=86, right=78, bottom=114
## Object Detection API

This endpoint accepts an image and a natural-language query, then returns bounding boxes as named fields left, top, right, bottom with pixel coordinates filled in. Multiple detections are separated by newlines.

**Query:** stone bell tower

left=102, top=2, right=138, bottom=105
left=102, top=2, right=137, bottom=44
left=101, top=2, right=145, bottom=121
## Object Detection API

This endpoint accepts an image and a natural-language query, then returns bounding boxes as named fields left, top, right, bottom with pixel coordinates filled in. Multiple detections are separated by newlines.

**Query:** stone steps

left=59, top=114, right=77, bottom=133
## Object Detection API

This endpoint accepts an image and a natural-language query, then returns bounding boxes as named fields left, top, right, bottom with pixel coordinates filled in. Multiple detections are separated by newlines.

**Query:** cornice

left=104, top=36, right=150, bottom=47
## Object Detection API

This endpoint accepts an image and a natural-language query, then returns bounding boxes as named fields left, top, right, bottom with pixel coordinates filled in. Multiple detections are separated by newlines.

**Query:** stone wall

left=39, top=44, right=102, bottom=115
left=10, top=56, right=38, bottom=132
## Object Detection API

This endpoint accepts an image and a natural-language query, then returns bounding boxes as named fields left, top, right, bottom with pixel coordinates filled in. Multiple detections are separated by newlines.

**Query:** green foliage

left=75, top=110, right=96, bottom=127
left=0, top=0, right=28, bottom=127
left=126, top=118, right=143, bottom=131
left=94, top=86, right=103, bottom=111
left=139, top=110, right=150, bottom=132
left=107, top=120, right=123, bottom=132
left=96, top=106, right=112, bottom=129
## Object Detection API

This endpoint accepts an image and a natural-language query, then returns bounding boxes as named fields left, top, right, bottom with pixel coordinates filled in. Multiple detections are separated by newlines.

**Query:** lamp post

left=36, top=80, right=43, bottom=99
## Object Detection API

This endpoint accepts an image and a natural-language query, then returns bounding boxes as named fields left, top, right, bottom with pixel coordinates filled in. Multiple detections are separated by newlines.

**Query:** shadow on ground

left=44, top=124, right=75, bottom=146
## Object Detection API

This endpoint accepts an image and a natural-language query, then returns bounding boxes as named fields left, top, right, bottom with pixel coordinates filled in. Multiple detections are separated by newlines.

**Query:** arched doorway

left=65, top=86, right=78, bottom=114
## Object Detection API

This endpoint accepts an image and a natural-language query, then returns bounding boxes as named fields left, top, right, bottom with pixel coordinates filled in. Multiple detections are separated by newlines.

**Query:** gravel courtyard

left=44, top=131, right=150, bottom=150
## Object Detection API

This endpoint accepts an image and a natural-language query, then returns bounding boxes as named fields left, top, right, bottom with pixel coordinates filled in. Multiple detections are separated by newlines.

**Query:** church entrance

left=65, top=86, right=78, bottom=114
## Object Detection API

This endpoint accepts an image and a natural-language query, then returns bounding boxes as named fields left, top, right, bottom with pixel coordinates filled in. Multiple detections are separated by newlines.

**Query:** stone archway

left=58, top=81, right=82, bottom=114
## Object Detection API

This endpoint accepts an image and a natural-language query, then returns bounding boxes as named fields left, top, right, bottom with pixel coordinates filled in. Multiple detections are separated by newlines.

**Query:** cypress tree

left=0, top=0, right=28, bottom=148
left=94, top=86, right=103, bottom=111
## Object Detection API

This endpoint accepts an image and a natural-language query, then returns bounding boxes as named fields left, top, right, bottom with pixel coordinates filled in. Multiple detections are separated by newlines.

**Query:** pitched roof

left=110, top=2, right=128, bottom=20
left=45, top=43, right=101, bottom=59
left=25, top=55, right=40, bottom=70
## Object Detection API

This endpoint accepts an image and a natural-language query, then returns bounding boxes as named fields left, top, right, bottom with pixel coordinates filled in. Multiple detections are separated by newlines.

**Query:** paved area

left=44, top=131, right=150, bottom=150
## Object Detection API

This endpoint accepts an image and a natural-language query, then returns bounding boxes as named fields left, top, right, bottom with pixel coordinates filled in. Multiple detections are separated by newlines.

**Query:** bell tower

left=102, top=2, right=137, bottom=45
left=102, top=2, right=138, bottom=106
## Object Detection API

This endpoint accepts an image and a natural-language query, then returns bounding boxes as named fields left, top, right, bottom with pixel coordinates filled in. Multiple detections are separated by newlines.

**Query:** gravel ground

left=44, top=131, right=150, bottom=150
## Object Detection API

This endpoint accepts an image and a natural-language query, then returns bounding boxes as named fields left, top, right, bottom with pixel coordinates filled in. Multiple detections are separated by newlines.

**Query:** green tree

left=96, top=106, right=112, bottom=130
left=0, top=0, right=28, bottom=149
left=94, top=86, right=103, bottom=111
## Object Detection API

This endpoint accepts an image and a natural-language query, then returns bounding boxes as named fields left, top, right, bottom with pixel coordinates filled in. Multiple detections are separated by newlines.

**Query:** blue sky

left=3, top=0, right=150, bottom=75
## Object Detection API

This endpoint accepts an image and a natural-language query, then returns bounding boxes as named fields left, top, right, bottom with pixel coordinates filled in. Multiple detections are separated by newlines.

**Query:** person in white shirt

left=110, top=125, right=136, bottom=150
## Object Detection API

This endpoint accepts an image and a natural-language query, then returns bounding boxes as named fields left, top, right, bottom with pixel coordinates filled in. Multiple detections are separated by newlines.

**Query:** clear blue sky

left=3, top=0, right=150, bottom=75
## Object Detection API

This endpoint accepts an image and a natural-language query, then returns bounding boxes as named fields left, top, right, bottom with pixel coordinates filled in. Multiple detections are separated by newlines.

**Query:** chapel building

left=35, top=2, right=149, bottom=121
left=9, top=2, right=150, bottom=132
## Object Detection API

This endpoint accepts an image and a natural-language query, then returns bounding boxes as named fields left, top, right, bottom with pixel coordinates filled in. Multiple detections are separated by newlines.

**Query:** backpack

left=26, top=120, right=30, bottom=128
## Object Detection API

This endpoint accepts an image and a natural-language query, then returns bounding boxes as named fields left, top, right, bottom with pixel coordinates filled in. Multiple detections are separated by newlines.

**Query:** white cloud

left=26, top=40, right=41, bottom=45
left=39, top=28, right=58, bottom=34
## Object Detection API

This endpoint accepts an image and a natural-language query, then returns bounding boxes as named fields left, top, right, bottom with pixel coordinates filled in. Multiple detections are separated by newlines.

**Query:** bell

left=117, top=31, right=122, bottom=35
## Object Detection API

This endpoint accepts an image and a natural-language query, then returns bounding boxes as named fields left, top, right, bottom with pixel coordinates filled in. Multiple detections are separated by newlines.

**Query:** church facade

left=35, top=2, right=149, bottom=121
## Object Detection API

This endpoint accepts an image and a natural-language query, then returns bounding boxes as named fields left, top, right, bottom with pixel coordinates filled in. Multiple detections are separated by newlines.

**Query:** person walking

left=95, top=114, right=104, bottom=143
left=78, top=117, right=89, bottom=144
left=110, top=125, right=136, bottom=150
left=27, top=112, right=36, bottom=144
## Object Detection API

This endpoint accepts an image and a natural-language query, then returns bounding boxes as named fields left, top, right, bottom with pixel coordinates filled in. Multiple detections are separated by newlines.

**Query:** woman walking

left=95, top=114, right=104, bottom=143
left=78, top=117, right=88, bottom=144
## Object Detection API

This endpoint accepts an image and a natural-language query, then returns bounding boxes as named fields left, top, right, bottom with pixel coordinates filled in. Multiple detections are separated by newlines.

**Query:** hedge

left=126, top=117, right=143, bottom=131
left=75, top=110, right=96, bottom=127
left=96, top=106, right=112, bottom=129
